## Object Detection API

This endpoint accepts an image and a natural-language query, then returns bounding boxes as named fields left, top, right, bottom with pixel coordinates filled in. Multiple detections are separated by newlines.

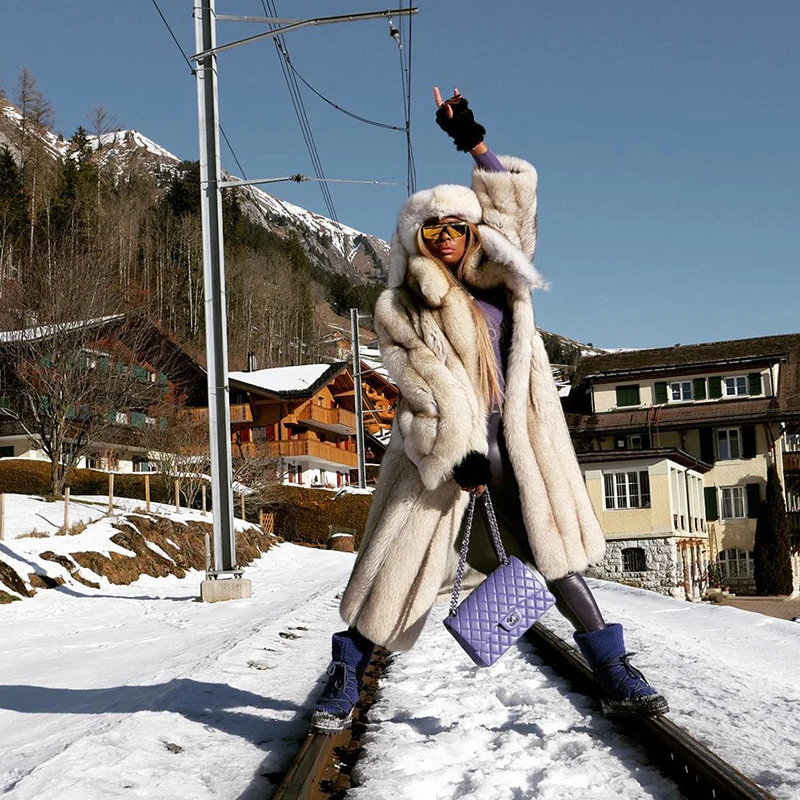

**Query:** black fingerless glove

left=452, top=451, right=492, bottom=488
left=435, top=97, right=486, bottom=153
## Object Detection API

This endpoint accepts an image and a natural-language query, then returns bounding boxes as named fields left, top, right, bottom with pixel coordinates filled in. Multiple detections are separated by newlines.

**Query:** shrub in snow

left=753, top=465, right=794, bottom=596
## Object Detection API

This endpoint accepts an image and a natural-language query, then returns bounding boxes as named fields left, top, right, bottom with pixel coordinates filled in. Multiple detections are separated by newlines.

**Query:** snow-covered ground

left=1, top=544, right=798, bottom=799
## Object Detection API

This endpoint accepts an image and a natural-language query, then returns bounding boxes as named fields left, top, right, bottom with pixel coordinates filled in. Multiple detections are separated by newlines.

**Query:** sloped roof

left=576, top=332, right=800, bottom=382
left=568, top=332, right=800, bottom=434
left=577, top=448, right=713, bottom=473
left=229, top=362, right=346, bottom=398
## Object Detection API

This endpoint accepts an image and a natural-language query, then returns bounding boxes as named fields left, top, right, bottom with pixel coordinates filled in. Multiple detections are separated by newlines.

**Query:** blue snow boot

left=311, top=629, right=375, bottom=735
left=573, top=623, right=669, bottom=718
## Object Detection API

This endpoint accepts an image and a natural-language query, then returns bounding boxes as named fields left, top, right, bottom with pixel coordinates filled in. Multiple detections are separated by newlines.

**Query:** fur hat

left=387, top=158, right=547, bottom=296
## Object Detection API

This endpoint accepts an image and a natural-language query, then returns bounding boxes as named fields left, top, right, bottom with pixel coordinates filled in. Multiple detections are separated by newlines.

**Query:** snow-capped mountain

left=0, top=100, right=390, bottom=285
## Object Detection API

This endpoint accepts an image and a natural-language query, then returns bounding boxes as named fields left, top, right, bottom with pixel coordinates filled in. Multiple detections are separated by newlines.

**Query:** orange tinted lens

left=421, top=223, right=468, bottom=240
left=421, top=224, right=445, bottom=240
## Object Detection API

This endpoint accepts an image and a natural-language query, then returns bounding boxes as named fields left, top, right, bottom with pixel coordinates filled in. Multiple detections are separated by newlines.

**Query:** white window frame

left=716, top=427, right=741, bottom=460
left=723, top=375, right=748, bottom=397
left=720, top=486, right=746, bottom=519
left=718, top=548, right=754, bottom=579
left=669, top=381, right=693, bottom=402
left=629, top=434, right=643, bottom=450
left=603, top=470, right=651, bottom=510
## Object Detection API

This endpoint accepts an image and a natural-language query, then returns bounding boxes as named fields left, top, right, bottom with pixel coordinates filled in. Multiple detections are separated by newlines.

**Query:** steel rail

left=272, top=647, right=388, bottom=800
left=272, top=627, right=776, bottom=799
left=525, top=623, right=776, bottom=800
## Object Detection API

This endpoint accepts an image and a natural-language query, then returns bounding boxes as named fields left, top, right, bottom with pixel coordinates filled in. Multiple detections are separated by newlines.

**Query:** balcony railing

left=186, top=404, right=252, bottom=424
left=240, top=439, right=358, bottom=468
left=296, top=404, right=356, bottom=431
left=783, top=451, right=800, bottom=472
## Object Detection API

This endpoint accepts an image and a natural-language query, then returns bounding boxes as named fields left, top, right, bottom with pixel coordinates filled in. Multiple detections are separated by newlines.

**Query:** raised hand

left=433, top=85, right=462, bottom=119
left=433, top=85, right=486, bottom=153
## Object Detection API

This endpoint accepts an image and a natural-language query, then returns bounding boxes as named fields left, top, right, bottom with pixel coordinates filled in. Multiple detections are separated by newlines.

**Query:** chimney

left=246, top=351, right=257, bottom=372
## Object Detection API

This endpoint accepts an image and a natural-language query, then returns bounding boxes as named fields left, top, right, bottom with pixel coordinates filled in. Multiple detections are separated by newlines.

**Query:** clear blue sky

left=2, top=1, right=799, bottom=349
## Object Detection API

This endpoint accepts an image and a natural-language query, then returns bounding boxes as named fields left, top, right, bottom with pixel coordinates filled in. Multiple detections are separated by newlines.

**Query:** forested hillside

left=0, top=69, right=387, bottom=370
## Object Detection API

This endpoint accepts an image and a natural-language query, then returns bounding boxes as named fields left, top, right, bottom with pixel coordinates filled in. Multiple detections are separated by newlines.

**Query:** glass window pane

left=604, top=473, right=615, bottom=508
left=640, top=470, right=651, bottom=507
left=733, top=488, right=744, bottom=517
left=730, top=431, right=741, bottom=459
left=718, top=430, right=730, bottom=460
left=616, top=474, right=628, bottom=508
left=627, top=472, right=639, bottom=507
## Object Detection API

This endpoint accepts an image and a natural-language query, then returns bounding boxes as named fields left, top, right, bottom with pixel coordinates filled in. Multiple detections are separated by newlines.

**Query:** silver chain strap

left=448, top=488, right=509, bottom=617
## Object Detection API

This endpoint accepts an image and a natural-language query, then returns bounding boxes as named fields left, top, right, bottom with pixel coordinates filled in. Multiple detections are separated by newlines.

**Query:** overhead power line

left=280, top=56, right=405, bottom=132
left=262, top=0, right=339, bottom=224
left=149, top=0, right=247, bottom=179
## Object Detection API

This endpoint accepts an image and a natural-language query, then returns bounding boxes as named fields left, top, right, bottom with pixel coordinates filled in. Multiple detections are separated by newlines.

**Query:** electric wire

left=280, top=57, right=405, bottom=132
left=150, top=0, right=248, bottom=180
left=262, top=0, right=339, bottom=223
left=392, top=0, right=416, bottom=194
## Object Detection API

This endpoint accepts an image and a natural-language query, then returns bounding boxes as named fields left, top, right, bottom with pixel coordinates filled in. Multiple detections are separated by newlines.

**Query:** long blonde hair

left=416, top=224, right=503, bottom=409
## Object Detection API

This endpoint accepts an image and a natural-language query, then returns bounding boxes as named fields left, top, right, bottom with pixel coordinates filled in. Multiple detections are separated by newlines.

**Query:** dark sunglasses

left=421, top=222, right=469, bottom=240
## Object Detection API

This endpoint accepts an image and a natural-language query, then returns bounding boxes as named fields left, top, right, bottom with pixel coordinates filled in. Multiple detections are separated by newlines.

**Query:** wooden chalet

left=228, top=361, right=397, bottom=489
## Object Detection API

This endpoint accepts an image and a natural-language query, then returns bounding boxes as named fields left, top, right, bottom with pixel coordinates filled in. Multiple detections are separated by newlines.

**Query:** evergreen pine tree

left=753, top=465, right=794, bottom=595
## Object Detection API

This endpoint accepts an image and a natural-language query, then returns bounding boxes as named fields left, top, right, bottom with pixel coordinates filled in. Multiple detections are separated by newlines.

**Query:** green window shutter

left=0, top=395, right=10, bottom=409
left=748, top=372, right=762, bottom=395
left=108, top=410, right=117, bottom=424
left=704, top=487, right=719, bottom=521
left=699, top=428, right=715, bottom=463
left=741, top=425, right=757, bottom=458
left=159, top=372, right=168, bottom=385
left=641, top=433, right=652, bottom=449
left=616, top=385, right=640, bottom=407
left=654, top=382, right=668, bottom=404
left=709, top=376, right=722, bottom=399
left=100, top=356, right=109, bottom=372
left=131, top=412, right=146, bottom=427
left=159, top=416, right=168, bottom=431
left=693, top=378, right=707, bottom=400
left=746, top=483, right=761, bottom=518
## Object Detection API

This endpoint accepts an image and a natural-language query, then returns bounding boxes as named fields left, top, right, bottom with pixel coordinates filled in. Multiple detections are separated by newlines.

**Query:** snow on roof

left=230, top=363, right=337, bottom=395
left=0, top=315, right=125, bottom=344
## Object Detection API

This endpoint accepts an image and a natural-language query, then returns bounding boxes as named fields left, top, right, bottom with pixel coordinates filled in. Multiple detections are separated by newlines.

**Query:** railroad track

left=273, top=626, right=775, bottom=800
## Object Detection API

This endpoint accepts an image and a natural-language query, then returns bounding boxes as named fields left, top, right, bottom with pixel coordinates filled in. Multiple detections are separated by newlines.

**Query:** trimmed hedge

left=265, top=485, right=373, bottom=549
left=0, top=459, right=173, bottom=502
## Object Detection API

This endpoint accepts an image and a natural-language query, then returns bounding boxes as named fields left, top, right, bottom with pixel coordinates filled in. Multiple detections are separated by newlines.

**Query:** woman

left=311, top=88, right=667, bottom=733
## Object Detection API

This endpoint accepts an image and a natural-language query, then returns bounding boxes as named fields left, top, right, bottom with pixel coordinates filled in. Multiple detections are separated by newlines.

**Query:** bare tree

left=144, top=399, right=210, bottom=508
left=0, top=247, right=183, bottom=496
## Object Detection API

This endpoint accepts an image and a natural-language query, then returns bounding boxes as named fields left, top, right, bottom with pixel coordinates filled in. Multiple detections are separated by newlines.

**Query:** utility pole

left=351, top=308, right=367, bottom=489
left=195, top=0, right=248, bottom=602
left=190, top=3, right=417, bottom=600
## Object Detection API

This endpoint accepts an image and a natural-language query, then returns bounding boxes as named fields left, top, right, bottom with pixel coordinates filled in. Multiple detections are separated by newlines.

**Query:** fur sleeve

left=471, top=155, right=538, bottom=261
left=374, top=289, right=475, bottom=491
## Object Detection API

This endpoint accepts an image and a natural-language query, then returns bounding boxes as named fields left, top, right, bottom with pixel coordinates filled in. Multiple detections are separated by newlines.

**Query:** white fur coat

left=340, top=156, right=606, bottom=651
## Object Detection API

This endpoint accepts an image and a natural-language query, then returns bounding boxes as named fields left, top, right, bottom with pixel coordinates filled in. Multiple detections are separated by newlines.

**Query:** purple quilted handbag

left=443, top=489, right=556, bottom=667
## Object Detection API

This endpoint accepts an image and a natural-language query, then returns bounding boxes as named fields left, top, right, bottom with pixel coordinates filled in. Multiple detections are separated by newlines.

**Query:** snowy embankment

left=0, top=494, right=263, bottom=601
left=1, top=544, right=799, bottom=799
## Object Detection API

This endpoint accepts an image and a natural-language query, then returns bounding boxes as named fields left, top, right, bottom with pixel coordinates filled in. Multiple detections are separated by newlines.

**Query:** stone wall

left=587, top=537, right=684, bottom=599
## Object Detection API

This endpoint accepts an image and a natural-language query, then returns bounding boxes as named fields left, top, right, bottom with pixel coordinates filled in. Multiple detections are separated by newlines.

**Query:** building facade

left=568, top=333, right=800, bottom=598
left=228, top=362, right=397, bottom=490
